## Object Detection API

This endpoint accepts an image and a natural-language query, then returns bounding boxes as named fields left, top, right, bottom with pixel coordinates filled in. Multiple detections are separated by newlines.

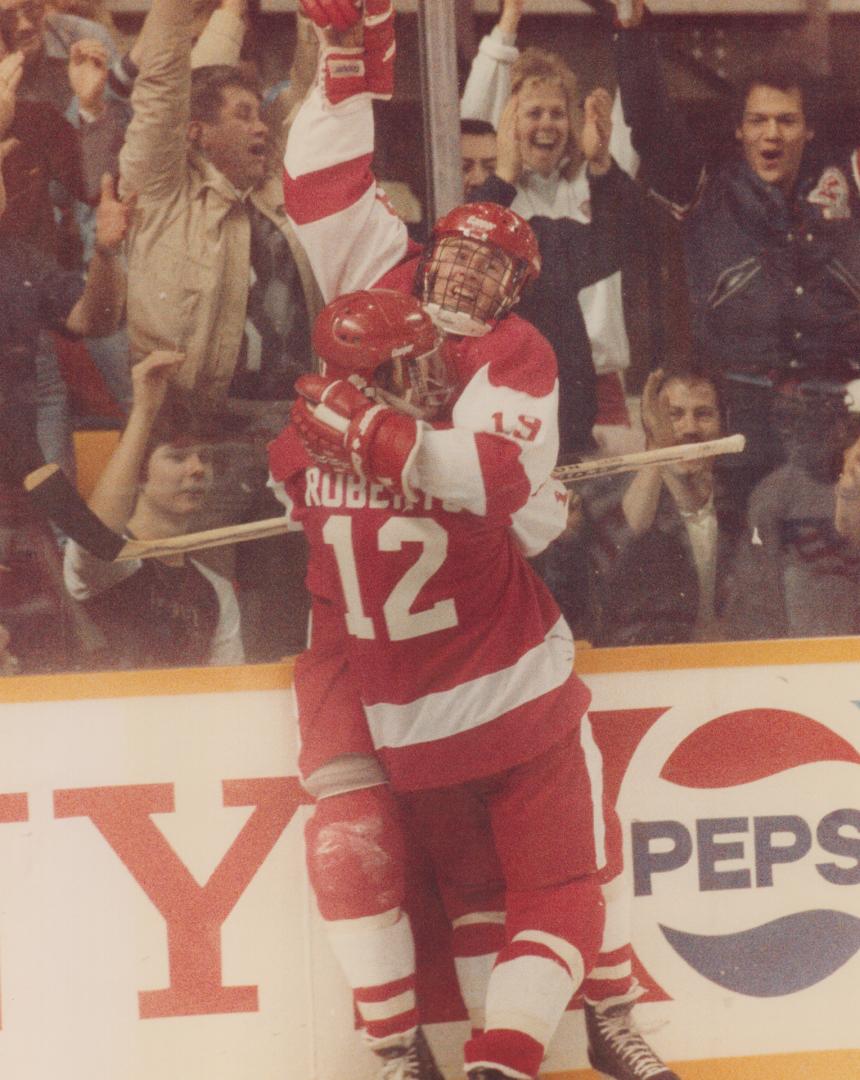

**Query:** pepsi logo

left=618, top=683, right=860, bottom=1013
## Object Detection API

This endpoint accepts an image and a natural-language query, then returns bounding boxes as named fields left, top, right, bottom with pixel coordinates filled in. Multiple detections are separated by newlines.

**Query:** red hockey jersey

left=275, top=72, right=591, bottom=791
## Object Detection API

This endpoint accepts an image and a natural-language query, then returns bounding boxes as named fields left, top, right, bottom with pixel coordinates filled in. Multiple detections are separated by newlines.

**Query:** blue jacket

left=615, top=24, right=860, bottom=379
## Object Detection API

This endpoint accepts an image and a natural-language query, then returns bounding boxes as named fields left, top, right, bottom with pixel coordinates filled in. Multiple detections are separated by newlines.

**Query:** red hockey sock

left=582, top=944, right=641, bottom=1008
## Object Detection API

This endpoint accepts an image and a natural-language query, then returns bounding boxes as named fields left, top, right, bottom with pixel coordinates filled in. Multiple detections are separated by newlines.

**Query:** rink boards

left=1, top=638, right=859, bottom=1080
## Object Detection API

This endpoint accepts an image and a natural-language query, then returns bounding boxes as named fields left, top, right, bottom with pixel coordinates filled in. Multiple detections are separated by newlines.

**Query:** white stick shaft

left=115, top=435, right=745, bottom=559
left=551, top=434, right=746, bottom=486
left=116, top=517, right=293, bottom=562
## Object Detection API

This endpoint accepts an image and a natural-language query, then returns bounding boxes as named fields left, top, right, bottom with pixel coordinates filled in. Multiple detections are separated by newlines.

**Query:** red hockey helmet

left=312, top=289, right=452, bottom=417
left=433, top=203, right=541, bottom=280
left=419, top=203, right=541, bottom=336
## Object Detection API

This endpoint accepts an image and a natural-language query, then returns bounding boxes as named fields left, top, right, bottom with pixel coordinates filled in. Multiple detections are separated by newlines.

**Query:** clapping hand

left=68, top=39, right=109, bottom=115
left=581, top=88, right=612, bottom=175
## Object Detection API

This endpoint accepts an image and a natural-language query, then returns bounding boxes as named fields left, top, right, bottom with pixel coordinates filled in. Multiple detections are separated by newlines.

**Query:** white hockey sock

left=484, top=930, right=584, bottom=1048
left=324, top=908, right=418, bottom=1045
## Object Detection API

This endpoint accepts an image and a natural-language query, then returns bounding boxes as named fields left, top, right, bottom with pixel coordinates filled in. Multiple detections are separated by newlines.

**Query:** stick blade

left=24, top=464, right=124, bottom=561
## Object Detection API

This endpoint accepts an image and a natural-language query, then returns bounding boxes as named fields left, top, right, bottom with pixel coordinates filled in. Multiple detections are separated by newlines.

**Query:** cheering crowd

left=4, top=1, right=860, bottom=1079
left=4, top=0, right=860, bottom=673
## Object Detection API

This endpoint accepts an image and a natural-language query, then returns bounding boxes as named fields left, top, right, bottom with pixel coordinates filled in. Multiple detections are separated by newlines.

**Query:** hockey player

left=278, top=5, right=680, bottom=1080
left=271, top=275, right=612, bottom=1080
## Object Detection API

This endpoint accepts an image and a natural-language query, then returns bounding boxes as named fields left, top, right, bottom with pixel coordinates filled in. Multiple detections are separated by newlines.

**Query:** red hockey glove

left=362, top=0, right=395, bottom=100
left=292, top=374, right=420, bottom=497
left=299, top=0, right=361, bottom=32
left=319, top=46, right=367, bottom=106
left=313, top=0, right=394, bottom=105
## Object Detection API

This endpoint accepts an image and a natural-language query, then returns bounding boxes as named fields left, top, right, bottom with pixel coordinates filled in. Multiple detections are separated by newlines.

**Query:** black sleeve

left=525, top=162, right=642, bottom=292
left=614, top=24, right=705, bottom=209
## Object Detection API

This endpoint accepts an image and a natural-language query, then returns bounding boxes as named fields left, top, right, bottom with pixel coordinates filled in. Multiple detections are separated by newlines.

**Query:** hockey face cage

left=419, top=237, right=527, bottom=338
left=376, top=343, right=454, bottom=419
left=419, top=203, right=541, bottom=337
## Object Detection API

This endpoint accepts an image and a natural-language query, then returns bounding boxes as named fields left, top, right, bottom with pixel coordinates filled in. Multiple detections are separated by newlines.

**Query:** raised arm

left=621, top=369, right=670, bottom=535
left=283, top=0, right=408, bottom=301
left=118, top=0, right=194, bottom=203
left=460, top=0, right=522, bottom=127
left=264, top=12, right=320, bottom=168
left=612, top=0, right=704, bottom=210
left=63, top=351, right=184, bottom=597
left=68, top=38, right=129, bottom=202
left=191, top=0, right=246, bottom=69
left=86, top=351, right=184, bottom=531
left=65, top=173, right=132, bottom=336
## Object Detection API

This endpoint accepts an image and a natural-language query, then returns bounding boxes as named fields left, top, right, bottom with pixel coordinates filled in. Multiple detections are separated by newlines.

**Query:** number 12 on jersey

left=322, top=515, right=459, bottom=642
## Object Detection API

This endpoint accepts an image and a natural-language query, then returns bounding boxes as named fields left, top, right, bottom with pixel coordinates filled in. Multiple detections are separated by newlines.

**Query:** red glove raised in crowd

left=299, top=0, right=361, bottom=32
left=362, top=0, right=395, bottom=100
left=301, top=0, right=395, bottom=104
left=292, top=374, right=420, bottom=498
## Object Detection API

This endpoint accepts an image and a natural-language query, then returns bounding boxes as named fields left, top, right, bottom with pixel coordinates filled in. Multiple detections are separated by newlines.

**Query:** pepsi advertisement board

left=1, top=641, right=859, bottom=1079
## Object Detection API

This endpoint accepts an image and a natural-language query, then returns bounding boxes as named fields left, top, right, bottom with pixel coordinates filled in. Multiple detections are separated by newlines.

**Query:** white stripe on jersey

left=510, top=478, right=568, bottom=557
left=579, top=715, right=607, bottom=869
left=452, top=364, right=559, bottom=493
left=365, top=616, right=574, bottom=751
left=292, top=182, right=408, bottom=302
left=266, top=475, right=304, bottom=530
left=285, top=88, right=373, bottom=178
left=413, top=427, right=486, bottom=516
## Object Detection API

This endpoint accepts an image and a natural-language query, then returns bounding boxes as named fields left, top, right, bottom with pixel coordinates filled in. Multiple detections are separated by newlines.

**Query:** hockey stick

left=23, top=462, right=294, bottom=563
left=552, top=434, right=745, bottom=487
left=24, top=463, right=128, bottom=561
left=24, top=434, right=745, bottom=562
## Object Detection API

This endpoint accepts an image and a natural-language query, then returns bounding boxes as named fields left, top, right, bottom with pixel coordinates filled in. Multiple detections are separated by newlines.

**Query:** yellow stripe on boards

left=542, top=1049, right=860, bottom=1080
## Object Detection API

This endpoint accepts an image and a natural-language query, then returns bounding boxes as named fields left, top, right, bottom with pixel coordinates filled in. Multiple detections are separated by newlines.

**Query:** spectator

left=0, top=40, right=129, bottom=474
left=120, top=0, right=319, bottom=419
left=60, top=35, right=133, bottom=424
left=63, top=351, right=244, bottom=670
left=589, top=365, right=746, bottom=645
left=0, top=49, right=91, bottom=257
left=0, top=0, right=116, bottom=112
left=742, top=382, right=860, bottom=637
left=460, top=116, right=497, bottom=198
left=614, top=0, right=860, bottom=501
left=119, top=0, right=321, bottom=660
left=0, top=112, right=130, bottom=671
left=461, top=0, right=642, bottom=457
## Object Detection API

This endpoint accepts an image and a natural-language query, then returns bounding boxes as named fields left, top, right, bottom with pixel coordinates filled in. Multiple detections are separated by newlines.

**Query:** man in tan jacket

left=120, top=0, right=320, bottom=420
left=119, top=0, right=321, bottom=659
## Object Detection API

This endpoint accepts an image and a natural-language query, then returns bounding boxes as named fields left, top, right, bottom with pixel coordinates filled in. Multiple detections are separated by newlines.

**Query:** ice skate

left=586, top=1001, right=680, bottom=1080
left=375, top=1027, right=445, bottom=1080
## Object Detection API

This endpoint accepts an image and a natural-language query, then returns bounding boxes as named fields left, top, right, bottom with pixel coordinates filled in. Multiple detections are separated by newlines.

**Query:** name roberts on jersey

left=304, top=465, right=464, bottom=515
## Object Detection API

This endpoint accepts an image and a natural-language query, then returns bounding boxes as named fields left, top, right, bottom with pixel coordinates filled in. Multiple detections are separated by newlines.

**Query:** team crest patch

left=808, top=166, right=851, bottom=220
left=460, top=215, right=495, bottom=241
